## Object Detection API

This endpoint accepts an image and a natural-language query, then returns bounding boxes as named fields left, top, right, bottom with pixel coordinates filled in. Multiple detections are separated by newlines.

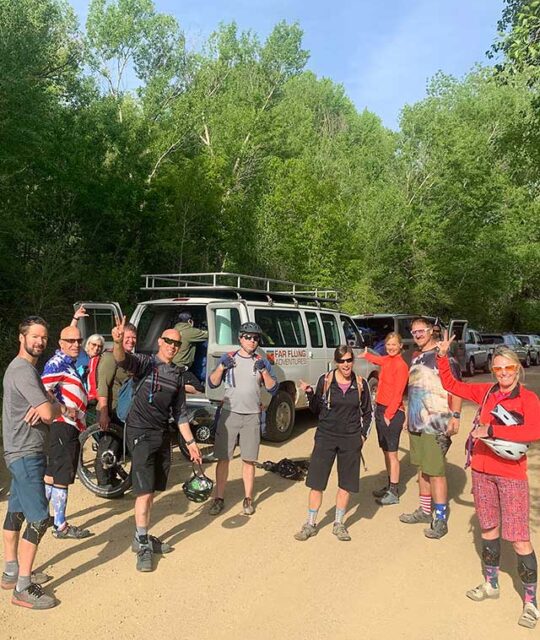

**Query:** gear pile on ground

left=256, top=458, right=310, bottom=481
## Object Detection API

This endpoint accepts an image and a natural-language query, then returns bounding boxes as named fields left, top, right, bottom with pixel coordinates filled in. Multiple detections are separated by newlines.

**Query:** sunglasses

left=61, top=338, right=83, bottom=345
left=161, top=336, right=182, bottom=348
left=492, top=364, right=518, bottom=374
left=411, top=329, right=431, bottom=337
left=241, top=334, right=260, bottom=342
left=336, top=357, right=354, bottom=364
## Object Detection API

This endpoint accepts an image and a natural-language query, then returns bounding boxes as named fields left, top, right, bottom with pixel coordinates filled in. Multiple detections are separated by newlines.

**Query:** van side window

left=305, top=312, right=323, bottom=348
left=254, top=310, right=306, bottom=347
left=340, top=316, right=363, bottom=348
left=212, top=308, right=241, bottom=345
left=320, top=313, right=340, bottom=348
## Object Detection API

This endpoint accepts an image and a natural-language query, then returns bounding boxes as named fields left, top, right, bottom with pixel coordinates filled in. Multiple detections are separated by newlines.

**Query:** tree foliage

left=1, top=0, right=539, bottom=374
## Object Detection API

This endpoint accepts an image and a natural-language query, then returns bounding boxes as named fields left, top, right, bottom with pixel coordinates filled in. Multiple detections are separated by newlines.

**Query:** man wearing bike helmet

left=208, top=322, right=278, bottom=516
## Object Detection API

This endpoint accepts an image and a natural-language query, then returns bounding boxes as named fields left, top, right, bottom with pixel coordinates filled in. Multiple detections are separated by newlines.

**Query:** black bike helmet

left=238, top=322, right=262, bottom=336
left=182, top=465, right=214, bottom=503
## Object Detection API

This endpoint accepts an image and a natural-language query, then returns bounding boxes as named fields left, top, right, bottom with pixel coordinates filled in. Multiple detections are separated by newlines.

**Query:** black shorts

left=375, top=404, right=405, bottom=452
left=306, top=434, right=362, bottom=493
left=46, top=421, right=81, bottom=485
left=127, top=427, right=171, bottom=496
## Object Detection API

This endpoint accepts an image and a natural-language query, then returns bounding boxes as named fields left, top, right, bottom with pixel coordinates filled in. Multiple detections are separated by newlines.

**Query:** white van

left=76, top=273, right=379, bottom=442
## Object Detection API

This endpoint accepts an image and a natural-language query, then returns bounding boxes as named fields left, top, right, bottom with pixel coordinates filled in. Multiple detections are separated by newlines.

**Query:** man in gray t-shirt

left=208, top=322, right=278, bottom=516
left=2, top=316, right=69, bottom=610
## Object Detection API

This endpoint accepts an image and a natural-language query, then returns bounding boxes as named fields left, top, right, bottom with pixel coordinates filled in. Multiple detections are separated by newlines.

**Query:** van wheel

left=263, top=390, right=295, bottom=442
left=368, top=375, right=378, bottom=399
left=525, top=353, right=531, bottom=368
left=466, top=358, right=476, bottom=377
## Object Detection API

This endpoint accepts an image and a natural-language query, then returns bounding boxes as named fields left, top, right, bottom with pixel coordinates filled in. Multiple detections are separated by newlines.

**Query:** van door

left=73, top=302, right=123, bottom=349
left=205, top=301, right=248, bottom=401
left=448, top=319, right=468, bottom=372
left=303, top=311, right=331, bottom=389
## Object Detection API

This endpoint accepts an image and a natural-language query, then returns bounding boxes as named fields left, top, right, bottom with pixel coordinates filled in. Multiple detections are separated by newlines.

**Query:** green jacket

left=96, top=350, right=132, bottom=412
left=172, top=322, right=208, bottom=368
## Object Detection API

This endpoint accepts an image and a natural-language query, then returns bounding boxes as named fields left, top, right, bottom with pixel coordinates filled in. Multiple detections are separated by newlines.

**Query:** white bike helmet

left=480, top=437, right=529, bottom=461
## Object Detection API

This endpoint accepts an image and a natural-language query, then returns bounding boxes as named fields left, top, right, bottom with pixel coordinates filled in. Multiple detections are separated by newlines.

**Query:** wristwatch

left=452, top=411, right=461, bottom=419
left=184, top=438, right=195, bottom=446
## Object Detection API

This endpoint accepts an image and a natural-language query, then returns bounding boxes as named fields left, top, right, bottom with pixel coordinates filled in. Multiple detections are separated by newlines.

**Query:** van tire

left=368, top=375, right=378, bottom=400
left=264, top=390, right=295, bottom=442
left=466, top=358, right=476, bottom=377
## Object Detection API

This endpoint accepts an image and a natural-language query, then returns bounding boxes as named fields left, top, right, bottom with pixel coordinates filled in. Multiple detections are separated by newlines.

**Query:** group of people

left=293, top=316, right=540, bottom=630
left=2, top=313, right=540, bottom=630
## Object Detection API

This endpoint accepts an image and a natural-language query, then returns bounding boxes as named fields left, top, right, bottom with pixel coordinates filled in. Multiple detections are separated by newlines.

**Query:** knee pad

left=22, top=518, right=50, bottom=545
left=482, top=538, right=501, bottom=567
left=518, top=553, right=538, bottom=584
left=3, top=512, right=24, bottom=532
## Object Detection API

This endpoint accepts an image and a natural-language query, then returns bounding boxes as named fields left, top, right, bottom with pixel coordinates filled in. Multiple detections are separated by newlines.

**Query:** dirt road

left=2, top=370, right=540, bottom=639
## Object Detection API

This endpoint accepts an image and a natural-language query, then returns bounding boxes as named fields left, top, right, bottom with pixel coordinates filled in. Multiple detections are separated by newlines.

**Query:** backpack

left=322, top=370, right=364, bottom=410
left=116, top=357, right=156, bottom=423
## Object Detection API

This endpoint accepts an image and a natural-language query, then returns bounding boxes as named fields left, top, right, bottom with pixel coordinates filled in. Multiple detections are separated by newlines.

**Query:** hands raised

left=111, top=315, right=127, bottom=344
left=73, top=305, right=88, bottom=321
left=437, top=329, right=455, bottom=357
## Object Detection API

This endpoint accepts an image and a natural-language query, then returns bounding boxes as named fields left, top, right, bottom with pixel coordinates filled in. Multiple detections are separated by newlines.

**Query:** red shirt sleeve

left=363, top=351, right=385, bottom=366
left=437, top=355, right=491, bottom=404
left=384, top=359, right=408, bottom=420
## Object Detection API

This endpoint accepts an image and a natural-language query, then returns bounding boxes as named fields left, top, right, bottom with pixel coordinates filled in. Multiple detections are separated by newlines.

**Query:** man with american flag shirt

left=42, top=325, right=92, bottom=539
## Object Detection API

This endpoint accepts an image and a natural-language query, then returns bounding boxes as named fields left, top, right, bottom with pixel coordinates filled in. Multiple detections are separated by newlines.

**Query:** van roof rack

left=141, top=272, right=340, bottom=305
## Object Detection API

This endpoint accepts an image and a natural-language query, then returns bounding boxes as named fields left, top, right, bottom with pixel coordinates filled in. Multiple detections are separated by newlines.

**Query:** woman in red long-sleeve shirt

left=437, top=335, right=540, bottom=630
left=360, top=332, right=408, bottom=505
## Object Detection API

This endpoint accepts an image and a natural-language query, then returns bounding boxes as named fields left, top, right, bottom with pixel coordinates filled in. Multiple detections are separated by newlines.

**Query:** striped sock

left=419, top=494, right=431, bottom=516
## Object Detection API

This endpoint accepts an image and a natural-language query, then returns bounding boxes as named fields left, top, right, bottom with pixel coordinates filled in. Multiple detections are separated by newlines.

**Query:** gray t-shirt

left=222, top=353, right=276, bottom=414
left=2, top=357, right=50, bottom=465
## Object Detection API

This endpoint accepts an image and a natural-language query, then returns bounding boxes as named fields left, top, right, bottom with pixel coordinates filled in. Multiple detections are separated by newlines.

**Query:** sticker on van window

left=266, top=349, right=308, bottom=366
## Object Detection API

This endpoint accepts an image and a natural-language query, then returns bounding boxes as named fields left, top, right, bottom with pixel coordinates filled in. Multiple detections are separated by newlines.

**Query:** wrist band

left=185, top=438, right=195, bottom=446
left=72, top=316, right=78, bottom=320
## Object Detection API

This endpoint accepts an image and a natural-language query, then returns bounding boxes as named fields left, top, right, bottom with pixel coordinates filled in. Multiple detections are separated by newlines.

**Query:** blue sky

left=70, top=0, right=504, bottom=129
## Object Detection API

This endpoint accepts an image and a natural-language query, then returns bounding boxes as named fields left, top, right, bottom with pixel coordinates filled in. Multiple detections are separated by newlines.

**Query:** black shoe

left=136, top=546, right=153, bottom=572
left=372, top=485, right=389, bottom=499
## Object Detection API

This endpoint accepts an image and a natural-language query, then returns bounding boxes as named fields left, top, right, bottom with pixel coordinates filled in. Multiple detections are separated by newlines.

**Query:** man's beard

left=23, top=342, right=44, bottom=358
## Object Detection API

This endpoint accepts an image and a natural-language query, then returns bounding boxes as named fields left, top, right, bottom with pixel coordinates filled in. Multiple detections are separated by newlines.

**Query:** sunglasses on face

left=61, top=338, right=83, bottom=345
left=411, top=329, right=431, bottom=337
left=89, top=342, right=102, bottom=348
left=241, top=334, right=260, bottom=342
left=161, top=336, right=182, bottom=348
left=492, top=365, right=518, bottom=374
left=336, top=357, right=354, bottom=364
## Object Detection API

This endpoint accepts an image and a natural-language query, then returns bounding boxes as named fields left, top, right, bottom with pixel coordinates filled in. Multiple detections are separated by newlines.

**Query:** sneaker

left=242, top=497, right=255, bottom=516
left=372, top=484, right=389, bottom=498
left=12, top=583, right=58, bottom=610
left=136, top=546, right=153, bottom=572
left=332, top=523, right=352, bottom=541
left=52, top=524, right=92, bottom=539
left=376, top=490, right=400, bottom=506
left=399, top=507, right=432, bottom=524
left=519, top=603, right=540, bottom=629
left=424, top=518, right=448, bottom=539
left=209, top=498, right=224, bottom=516
left=131, top=535, right=172, bottom=554
left=2, top=570, right=52, bottom=590
left=466, top=582, right=500, bottom=602
left=294, top=523, right=318, bottom=541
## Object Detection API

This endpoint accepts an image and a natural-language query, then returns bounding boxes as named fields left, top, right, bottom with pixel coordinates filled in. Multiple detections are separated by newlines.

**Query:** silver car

left=480, top=333, right=530, bottom=368
left=516, top=334, right=540, bottom=366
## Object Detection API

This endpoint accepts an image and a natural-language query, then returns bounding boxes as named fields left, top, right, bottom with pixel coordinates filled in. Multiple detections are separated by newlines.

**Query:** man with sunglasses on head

left=42, top=325, right=92, bottom=539
left=207, top=322, right=278, bottom=516
left=111, top=317, right=201, bottom=572
left=399, top=317, right=462, bottom=539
